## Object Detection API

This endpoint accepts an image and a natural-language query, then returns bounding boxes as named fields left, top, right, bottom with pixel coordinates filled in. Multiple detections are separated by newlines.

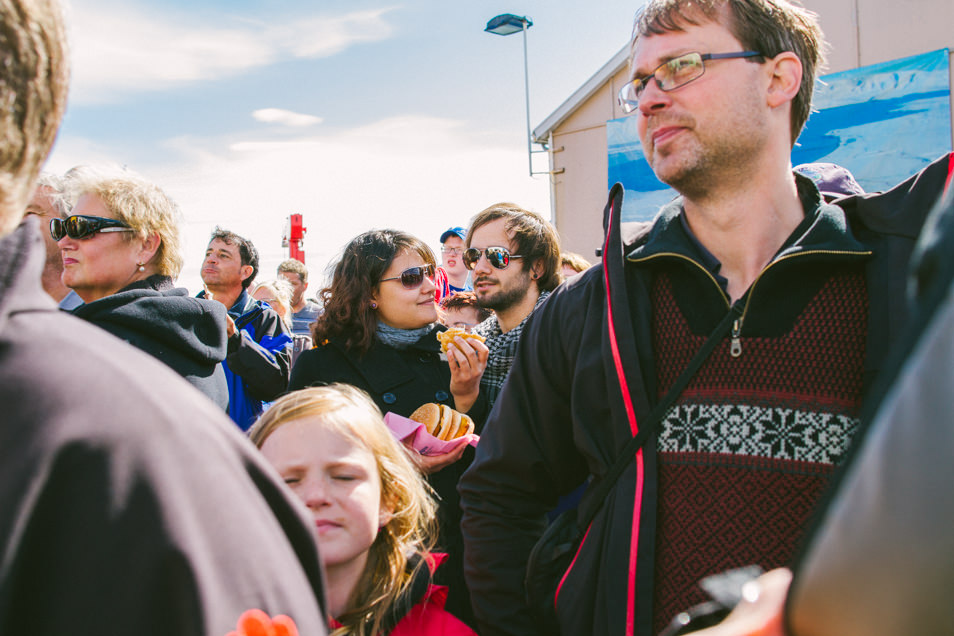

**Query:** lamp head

left=485, top=13, right=532, bottom=36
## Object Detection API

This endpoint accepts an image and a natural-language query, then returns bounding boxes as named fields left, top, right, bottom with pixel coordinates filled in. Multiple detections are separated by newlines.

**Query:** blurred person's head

left=251, top=278, right=293, bottom=323
left=439, top=291, right=492, bottom=332
left=202, top=227, right=258, bottom=294
left=0, top=0, right=69, bottom=238
left=277, top=258, right=310, bottom=309
left=313, top=229, right=438, bottom=354
left=439, top=226, right=468, bottom=288
left=25, top=173, right=71, bottom=300
left=249, top=384, right=437, bottom=634
left=56, top=167, right=183, bottom=303
left=561, top=251, right=593, bottom=279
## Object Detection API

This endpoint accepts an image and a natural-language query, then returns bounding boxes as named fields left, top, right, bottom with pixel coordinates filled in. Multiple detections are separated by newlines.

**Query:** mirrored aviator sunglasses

left=50, top=214, right=134, bottom=241
left=462, top=246, right=523, bottom=270
left=380, top=263, right=436, bottom=289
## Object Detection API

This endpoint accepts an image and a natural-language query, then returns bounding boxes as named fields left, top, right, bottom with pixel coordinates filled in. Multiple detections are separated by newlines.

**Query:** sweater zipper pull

left=730, top=318, right=742, bottom=358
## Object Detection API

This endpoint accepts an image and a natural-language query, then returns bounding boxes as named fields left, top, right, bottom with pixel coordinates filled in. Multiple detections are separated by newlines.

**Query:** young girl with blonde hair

left=248, top=384, right=477, bottom=636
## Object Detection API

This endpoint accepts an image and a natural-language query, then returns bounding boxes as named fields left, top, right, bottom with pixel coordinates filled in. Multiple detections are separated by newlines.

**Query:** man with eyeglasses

left=460, top=1, right=951, bottom=635
left=0, top=1, right=328, bottom=634
left=439, top=226, right=472, bottom=295
left=463, top=203, right=561, bottom=407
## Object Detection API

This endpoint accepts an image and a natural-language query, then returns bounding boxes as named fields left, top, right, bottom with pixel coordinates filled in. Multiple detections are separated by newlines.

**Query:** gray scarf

left=375, top=321, right=434, bottom=350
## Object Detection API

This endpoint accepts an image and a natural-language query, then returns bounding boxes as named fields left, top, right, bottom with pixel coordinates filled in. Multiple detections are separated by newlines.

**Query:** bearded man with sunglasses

left=460, top=2, right=952, bottom=636
left=463, top=203, right=562, bottom=407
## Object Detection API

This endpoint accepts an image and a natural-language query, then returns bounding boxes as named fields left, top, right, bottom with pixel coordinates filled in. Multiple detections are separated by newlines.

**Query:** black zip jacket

left=459, top=154, right=951, bottom=636
left=72, top=275, right=229, bottom=410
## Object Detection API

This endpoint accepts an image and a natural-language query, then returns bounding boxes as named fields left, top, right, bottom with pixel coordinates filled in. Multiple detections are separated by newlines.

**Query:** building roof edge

left=532, top=44, right=630, bottom=143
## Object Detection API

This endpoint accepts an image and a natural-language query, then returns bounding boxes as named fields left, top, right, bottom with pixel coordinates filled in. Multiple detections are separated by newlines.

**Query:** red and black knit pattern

left=649, top=268, right=868, bottom=634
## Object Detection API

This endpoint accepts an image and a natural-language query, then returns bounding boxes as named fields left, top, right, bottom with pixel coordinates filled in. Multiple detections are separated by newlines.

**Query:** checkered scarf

left=474, top=291, right=551, bottom=406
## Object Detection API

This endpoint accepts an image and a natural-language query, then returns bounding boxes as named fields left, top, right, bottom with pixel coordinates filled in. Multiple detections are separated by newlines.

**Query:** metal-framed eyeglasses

left=617, top=51, right=764, bottom=114
left=50, top=214, right=135, bottom=241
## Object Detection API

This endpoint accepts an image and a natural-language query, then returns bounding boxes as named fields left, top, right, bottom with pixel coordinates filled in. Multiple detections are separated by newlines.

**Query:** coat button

left=419, top=354, right=432, bottom=363
left=435, top=390, right=449, bottom=401
left=382, top=392, right=397, bottom=404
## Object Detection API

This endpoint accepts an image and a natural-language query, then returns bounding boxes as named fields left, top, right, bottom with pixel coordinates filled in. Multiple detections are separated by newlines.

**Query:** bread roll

left=409, top=402, right=474, bottom=441
left=437, top=327, right=486, bottom=354
left=410, top=403, right=442, bottom=437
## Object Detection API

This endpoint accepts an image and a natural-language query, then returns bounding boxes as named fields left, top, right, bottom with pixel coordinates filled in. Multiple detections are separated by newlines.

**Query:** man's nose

left=473, top=252, right=492, bottom=275
left=637, top=77, right=671, bottom=115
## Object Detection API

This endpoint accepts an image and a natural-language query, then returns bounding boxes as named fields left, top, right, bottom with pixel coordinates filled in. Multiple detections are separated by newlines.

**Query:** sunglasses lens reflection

left=463, top=248, right=479, bottom=270
left=401, top=268, right=423, bottom=288
left=487, top=247, right=510, bottom=268
left=49, top=218, right=64, bottom=240
left=399, top=264, right=435, bottom=289
left=66, top=216, right=89, bottom=239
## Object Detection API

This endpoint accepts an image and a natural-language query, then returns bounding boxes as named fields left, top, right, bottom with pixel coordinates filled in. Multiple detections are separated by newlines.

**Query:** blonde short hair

left=66, top=166, right=184, bottom=278
left=249, top=384, right=438, bottom=636
left=0, top=0, right=69, bottom=235
left=251, top=278, right=293, bottom=321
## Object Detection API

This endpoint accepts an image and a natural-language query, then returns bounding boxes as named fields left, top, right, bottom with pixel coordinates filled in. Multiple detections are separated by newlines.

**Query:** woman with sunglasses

left=57, top=167, right=229, bottom=411
left=288, top=228, right=489, bottom=628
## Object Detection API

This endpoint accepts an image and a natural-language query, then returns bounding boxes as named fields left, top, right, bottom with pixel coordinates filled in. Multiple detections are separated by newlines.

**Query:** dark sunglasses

left=380, top=263, right=436, bottom=289
left=50, top=215, right=134, bottom=241
left=463, top=246, right=524, bottom=270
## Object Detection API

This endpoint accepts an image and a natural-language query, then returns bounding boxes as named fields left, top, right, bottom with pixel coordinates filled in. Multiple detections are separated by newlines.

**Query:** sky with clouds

left=47, top=0, right=640, bottom=293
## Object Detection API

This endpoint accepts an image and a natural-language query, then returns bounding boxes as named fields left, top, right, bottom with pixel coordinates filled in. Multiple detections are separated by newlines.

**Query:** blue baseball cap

left=440, top=226, right=467, bottom=243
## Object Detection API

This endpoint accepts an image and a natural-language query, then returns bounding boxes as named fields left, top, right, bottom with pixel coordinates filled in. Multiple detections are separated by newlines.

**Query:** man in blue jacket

left=200, top=227, right=292, bottom=429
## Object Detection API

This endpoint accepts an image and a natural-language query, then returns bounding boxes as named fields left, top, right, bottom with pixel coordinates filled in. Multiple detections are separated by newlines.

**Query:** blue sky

left=48, top=1, right=640, bottom=293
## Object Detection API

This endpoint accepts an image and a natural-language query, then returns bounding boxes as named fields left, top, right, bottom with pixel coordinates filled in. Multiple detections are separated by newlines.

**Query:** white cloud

left=252, top=108, right=323, bottom=127
left=268, top=10, right=395, bottom=59
left=67, top=5, right=394, bottom=104
left=47, top=116, right=552, bottom=295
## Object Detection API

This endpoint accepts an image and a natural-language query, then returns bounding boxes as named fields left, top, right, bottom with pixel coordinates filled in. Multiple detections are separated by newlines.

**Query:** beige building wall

left=540, top=0, right=954, bottom=258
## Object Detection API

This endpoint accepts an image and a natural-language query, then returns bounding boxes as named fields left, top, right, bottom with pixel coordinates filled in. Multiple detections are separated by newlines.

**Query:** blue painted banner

left=607, top=48, right=952, bottom=221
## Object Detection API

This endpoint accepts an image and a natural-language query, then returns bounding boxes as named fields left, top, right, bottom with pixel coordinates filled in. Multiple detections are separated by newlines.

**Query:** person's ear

left=240, top=264, right=254, bottom=284
left=765, top=51, right=802, bottom=109
left=138, top=231, right=161, bottom=265
left=530, top=260, right=545, bottom=281
left=378, top=500, right=394, bottom=529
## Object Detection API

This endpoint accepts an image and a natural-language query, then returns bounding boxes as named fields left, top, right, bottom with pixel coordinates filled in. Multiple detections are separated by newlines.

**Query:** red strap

left=944, top=152, right=953, bottom=194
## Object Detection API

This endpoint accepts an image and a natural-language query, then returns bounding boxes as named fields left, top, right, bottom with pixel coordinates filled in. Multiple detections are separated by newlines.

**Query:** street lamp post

left=485, top=13, right=550, bottom=177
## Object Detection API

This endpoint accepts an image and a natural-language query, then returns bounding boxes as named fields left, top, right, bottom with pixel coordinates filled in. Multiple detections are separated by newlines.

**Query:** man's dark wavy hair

left=210, top=227, right=259, bottom=289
